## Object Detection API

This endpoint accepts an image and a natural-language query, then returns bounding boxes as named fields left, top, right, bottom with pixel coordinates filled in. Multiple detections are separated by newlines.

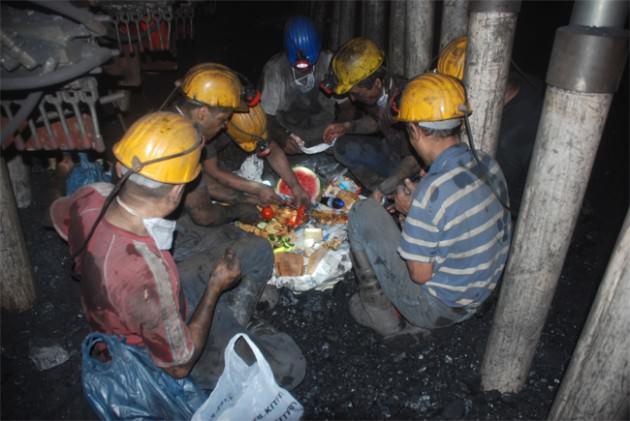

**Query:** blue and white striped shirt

left=398, top=143, right=512, bottom=308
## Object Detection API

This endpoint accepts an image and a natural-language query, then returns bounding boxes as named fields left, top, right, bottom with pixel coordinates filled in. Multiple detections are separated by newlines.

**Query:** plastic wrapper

left=268, top=223, right=352, bottom=292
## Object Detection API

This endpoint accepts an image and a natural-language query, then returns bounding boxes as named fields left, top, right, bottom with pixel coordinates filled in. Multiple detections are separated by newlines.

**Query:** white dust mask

left=116, top=197, right=176, bottom=250
left=292, top=66, right=316, bottom=92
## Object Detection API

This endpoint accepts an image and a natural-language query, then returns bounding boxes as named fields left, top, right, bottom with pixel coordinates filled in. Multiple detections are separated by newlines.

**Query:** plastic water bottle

left=320, top=196, right=345, bottom=209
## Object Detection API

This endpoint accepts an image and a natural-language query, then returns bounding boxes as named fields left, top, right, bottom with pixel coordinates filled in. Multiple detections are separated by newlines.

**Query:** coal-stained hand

left=208, top=248, right=241, bottom=292
left=282, top=133, right=302, bottom=155
left=290, top=185, right=312, bottom=208
left=322, top=122, right=350, bottom=144
left=394, top=178, right=417, bottom=215
left=256, top=185, right=284, bottom=205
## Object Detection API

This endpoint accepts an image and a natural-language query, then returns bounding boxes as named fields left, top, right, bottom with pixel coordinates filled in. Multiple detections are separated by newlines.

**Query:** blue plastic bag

left=66, top=153, right=111, bottom=196
left=81, top=332, right=207, bottom=420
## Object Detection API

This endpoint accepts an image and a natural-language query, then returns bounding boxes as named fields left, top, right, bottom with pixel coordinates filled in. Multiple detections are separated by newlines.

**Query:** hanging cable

left=462, top=112, right=513, bottom=215
left=70, top=133, right=202, bottom=262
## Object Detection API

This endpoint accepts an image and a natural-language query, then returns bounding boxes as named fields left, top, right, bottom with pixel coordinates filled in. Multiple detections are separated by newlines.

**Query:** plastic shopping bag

left=81, top=332, right=207, bottom=420
left=192, top=333, right=303, bottom=421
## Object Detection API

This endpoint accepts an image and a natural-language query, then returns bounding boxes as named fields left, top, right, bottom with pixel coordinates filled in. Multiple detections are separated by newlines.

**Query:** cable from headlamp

left=461, top=109, right=513, bottom=215
left=70, top=131, right=203, bottom=263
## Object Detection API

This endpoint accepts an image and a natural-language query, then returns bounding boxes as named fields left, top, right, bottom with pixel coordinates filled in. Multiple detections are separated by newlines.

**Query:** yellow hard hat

left=180, top=63, right=246, bottom=110
left=331, top=37, right=385, bottom=95
left=395, top=73, right=470, bottom=128
left=226, top=103, right=268, bottom=153
left=437, top=36, right=467, bottom=81
left=113, top=112, right=202, bottom=184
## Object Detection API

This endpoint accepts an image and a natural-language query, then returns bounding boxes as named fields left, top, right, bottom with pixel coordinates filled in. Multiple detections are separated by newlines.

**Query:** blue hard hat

left=284, top=16, right=321, bottom=68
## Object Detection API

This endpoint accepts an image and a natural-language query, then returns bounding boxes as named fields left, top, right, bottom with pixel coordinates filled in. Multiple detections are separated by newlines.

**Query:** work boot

left=349, top=249, right=403, bottom=336
left=257, top=284, right=279, bottom=311
left=245, top=320, right=306, bottom=391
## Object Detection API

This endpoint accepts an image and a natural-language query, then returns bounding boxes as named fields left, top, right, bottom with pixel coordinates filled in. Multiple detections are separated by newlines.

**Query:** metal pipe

left=0, top=91, right=43, bottom=147
left=404, top=0, right=435, bottom=78
left=548, top=208, right=630, bottom=420
left=439, top=0, right=470, bottom=50
left=0, top=30, right=38, bottom=70
left=480, top=0, right=628, bottom=393
left=361, top=0, right=386, bottom=50
left=388, top=0, right=406, bottom=75
left=1, top=48, right=113, bottom=91
left=31, top=0, right=107, bottom=36
left=463, top=0, right=520, bottom=156
left=570, top=0, right=628, bottom=28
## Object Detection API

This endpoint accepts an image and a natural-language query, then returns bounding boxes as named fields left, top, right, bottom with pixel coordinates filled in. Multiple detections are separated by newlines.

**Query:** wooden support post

left=548, top=209, right=630, bottom=420
left=439, top=0, right=469, bottom=50
left=338, top=0, right=356, bottom=46
left=481, top=13, right=628, bottom=391
left=0, top=155, right=35, bottom=311
left=463, top=0, right=519, bottom=156
left=330, top=1, right=342, bottom=50
left=388, top=0, right=406, bottom=75
left=310, top=0, right=329, bottom=45
left=361, top=0, right=386, bottom=50
left=6, top=153, right=32, bottom=209
left=404, top=0, right=434, bottom=78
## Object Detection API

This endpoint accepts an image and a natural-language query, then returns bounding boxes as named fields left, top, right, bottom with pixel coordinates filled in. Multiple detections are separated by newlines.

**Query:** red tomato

left=261, top=206, right=274, bottom=221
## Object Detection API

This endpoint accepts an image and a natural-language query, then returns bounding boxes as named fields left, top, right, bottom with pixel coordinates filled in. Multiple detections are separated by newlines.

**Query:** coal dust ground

left=2, top=1, right=628, bottom=419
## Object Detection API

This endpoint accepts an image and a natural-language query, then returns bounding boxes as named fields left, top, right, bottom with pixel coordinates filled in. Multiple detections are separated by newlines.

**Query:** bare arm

left=204, top=156, right=263, bottom=196
left=204, top=157, right=283, bottom=205
left=164, top=250, right=241, bottom=378
left=184, top=179, right=260, bottom=225
left=265, top=141, right=311, bottom=207
left=406, top=260, right=433, bottom=284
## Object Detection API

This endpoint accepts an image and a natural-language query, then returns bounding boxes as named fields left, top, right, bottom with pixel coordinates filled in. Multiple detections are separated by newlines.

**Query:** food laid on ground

left=336, top=189, right=359, bottom=210
left=306, top=248, right=329, bottom=275
left=275, top=166, right=321, bottom=202
left=240, top=169, right=363, bottom=286
left=260, top=205, right=274, bottom=221
left=311, top=210, right=348, bottom=225
left=275, top=252, right=305, bottom=277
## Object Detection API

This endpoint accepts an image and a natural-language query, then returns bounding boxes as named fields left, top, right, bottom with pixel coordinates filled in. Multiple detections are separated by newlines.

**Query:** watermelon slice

left=275, top=166, right=321, bottom=203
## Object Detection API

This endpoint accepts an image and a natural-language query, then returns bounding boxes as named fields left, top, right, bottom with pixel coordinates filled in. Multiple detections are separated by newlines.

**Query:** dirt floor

left=1, top=1, right=629, bottom=420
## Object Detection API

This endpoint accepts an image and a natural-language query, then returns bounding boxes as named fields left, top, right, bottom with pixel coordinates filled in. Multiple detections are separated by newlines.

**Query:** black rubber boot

left=348, top=249, right=403, bottom=336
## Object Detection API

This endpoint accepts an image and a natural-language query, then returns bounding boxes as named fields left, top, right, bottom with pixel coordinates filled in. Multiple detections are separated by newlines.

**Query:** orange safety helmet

left=226, top=103, right=270, bottom=155
left=113, top=112, right=202, bottom=183
left=395, top=73, right=470, bottom=129
left=437, top=36, right=467, bottom=81
left=180, top=63, right=247, bottom=111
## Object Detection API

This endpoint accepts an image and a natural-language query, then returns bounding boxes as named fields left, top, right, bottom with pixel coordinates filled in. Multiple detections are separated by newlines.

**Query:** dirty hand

left=322, top=122, right=350, bottom=144
left=209, top=248, right=241, bottom=292
left=290, top=184, right=312, bottom=208
left=256, top=185, right=284, bottom=205
left=370, top=189, right=385, bottom=205
left=394, top=178, right=417, bottom=215
left=283, top=133, right=303, bottom=155
left=233, top=203, right=262, bottom=224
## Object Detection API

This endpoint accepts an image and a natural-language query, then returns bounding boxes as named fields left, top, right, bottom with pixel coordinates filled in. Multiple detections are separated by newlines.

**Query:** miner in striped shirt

left=347, top=73, right=512, bottom=336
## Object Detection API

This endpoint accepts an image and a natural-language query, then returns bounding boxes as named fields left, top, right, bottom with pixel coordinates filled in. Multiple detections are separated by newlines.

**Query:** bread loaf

left=274, top=252, right=304, bottom=277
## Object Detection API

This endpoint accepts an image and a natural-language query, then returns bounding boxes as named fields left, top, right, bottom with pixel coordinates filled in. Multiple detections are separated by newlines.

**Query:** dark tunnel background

left=1, top=1, right=628, bottom=419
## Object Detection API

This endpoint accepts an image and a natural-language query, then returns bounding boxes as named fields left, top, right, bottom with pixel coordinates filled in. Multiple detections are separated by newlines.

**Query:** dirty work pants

left=347, top=199, right=474, bottom=329
left=333, top=135, right=399, bottom=189
left=173, top=216, right=303, bottom=390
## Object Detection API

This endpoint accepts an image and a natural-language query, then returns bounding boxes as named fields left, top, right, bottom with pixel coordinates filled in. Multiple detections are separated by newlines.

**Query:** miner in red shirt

left=50, top=112, right=305, bottom=390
